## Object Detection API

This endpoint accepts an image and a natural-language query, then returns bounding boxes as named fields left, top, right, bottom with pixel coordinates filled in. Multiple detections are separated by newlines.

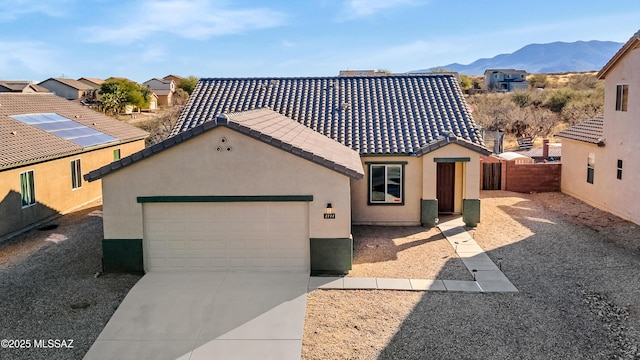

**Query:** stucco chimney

left=542, top=139, right=549, bottom=160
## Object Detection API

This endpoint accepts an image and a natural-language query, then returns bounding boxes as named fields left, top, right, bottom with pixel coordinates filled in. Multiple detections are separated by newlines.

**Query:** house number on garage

left=324, top=213, right=336, bottom=219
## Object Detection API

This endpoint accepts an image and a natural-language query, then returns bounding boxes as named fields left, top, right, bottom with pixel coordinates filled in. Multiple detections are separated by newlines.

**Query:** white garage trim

left=142, top=199, right=310, bottom=273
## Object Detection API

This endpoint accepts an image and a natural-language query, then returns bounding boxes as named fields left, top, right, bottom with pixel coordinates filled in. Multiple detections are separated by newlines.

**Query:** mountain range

left=414, top=40, right=623, bottom=75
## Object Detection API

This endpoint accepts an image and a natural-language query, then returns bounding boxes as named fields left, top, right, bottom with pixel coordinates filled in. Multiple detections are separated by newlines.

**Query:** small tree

left=100, top=78, right=150, bottom=112
left=178, top=76, right=199, bottom=95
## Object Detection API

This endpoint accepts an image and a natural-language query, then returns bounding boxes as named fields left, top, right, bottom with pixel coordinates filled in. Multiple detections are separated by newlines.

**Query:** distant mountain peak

left=413, top=40, right=623, bottom=75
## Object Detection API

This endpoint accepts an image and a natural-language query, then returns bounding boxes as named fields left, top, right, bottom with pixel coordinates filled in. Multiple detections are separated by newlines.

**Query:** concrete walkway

left=310, top=217, right=517, bottom=293
left=84, top=272, right=309, bottom=360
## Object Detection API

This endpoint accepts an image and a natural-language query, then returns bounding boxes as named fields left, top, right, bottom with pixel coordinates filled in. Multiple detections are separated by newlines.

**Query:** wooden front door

left=437, top=162, right=455, bottom=213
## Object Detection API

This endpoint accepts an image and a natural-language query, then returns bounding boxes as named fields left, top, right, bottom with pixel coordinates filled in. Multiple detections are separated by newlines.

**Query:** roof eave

left=597, top=33, right=640, bottom=79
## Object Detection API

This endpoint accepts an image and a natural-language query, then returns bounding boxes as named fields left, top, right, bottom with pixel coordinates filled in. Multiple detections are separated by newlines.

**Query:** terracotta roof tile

left=86, top=109, right=364, bottom=182
left=0, top=93, right=148, bottom=170
left=556, top=115, right=605, bottom=145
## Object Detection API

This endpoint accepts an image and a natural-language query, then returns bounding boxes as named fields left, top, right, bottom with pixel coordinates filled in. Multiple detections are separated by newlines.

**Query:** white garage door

left=143, top=202, right=309, bottom=272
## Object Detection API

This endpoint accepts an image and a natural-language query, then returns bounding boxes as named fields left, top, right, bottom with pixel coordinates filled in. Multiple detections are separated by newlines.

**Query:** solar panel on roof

left=11, top=113, right=118, bottom=148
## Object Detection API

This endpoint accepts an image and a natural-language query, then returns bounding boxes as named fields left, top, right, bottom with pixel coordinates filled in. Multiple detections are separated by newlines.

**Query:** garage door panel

left=144, top=202, right=309, bottom=272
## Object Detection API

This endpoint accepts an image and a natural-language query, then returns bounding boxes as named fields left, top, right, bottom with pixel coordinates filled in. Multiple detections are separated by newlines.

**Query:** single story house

left=38, top=78, right=97, bottom=100
left=0, top=81, right=49, bottom=93
left=558, top=30, right=640, bottom=225
left=0, top=93, right=148, bottom=239
left=86, top=74, right=489, bottom=274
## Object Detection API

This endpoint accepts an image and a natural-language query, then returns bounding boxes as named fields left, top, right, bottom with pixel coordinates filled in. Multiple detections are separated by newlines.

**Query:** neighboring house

left=339, top=70, right=389, bottom=76
left=77, top=77, right=104, bottom=89
left=85, top=74, right=489, bottom=274
left=0, top=93, right=148, bottom=240
left=0, top=81, right=49, bottom=93
left=557, top=30, right=640, bottom=225
left=483, top=69, right=529, bottom=91
left=143, top=78, right=175, bottom=106
left=163, top=74, right=183, bottom=84
left=38, top=78, right=97, bottom=100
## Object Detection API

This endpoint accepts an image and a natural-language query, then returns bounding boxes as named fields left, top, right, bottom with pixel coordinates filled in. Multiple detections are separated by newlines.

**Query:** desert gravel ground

left=302, top=191, right=640, bottom=360
left=3, top=192, right=640, bottom=360
left=0, top=202, right=141, bottom=360
left=348, top=226, right=472, bottom=280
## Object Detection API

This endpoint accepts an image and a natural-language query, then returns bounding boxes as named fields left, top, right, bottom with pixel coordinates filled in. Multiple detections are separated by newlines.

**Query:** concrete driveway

left=84, top=272, right=309, bottom=360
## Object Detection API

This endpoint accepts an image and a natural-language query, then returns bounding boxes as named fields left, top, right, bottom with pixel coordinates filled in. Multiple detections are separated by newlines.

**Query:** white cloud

left=340, top=0, right=425, bottom=19
left=0, top=0, right=71, bottom=21
left=83, top=0, right=287, bottom=44
left=0, top=41, right=58, bottom=78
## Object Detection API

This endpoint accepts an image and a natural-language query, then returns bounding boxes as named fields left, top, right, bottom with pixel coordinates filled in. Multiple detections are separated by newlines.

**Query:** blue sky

left=1, top=0, right=638, bottom=83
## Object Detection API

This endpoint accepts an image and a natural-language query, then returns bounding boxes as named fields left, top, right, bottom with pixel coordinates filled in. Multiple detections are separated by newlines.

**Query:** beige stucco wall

left=561, top=45, right=640, bottom=224
left=351, top=156, right=422, bottom=226
left=350, top=144, right=482, bottom=225
left=421, top=143, right=481, bottom=201
left=101, top=127, right=353, bottom=241
left=0, top=140, right=145, bottom=238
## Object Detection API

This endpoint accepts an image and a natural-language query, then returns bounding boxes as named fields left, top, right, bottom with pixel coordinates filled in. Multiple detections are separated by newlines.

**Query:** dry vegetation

left=467, top=72, right=604, bottom=147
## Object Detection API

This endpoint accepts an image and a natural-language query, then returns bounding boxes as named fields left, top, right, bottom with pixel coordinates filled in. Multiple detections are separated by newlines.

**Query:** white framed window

left=616, top=84, right=628, bottom=111
left=71, top=159, right=82, bottom=190
left=20, top=170, right=36, bottom=207
left=368, top=163, right=404, bottom=205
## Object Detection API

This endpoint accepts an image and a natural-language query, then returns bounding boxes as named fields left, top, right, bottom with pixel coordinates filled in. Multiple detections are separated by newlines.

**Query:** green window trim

left=20, top=170, right=36, bottom=208
left=366, top=163, right=405, bottom=206
left=433, top=157, right=470, bottom=163
left=113, top=149, right=121, bottom=161
left=137, top=195, right=314, bottom=203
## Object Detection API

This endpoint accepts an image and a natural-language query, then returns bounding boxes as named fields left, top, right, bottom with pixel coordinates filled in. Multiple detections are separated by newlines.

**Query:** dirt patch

left=349, top=226, right=472, bottom=280
left=302, top=191, right=640, bottom=359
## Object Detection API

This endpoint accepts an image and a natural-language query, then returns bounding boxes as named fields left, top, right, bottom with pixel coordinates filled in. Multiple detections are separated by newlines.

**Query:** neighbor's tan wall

left=102, top=128, right=352, bottom=240
left=350, top=156, right=422, bottom=226
left=421, top=144, right=481, bottom=200
left=596, top=45, right=640, bottom=224
left=0, top=140, right=144, bottom=238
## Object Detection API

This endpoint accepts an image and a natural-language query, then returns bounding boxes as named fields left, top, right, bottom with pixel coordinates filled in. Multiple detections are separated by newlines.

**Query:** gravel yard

left=3, top=191, right=640, bottom=360
left=0, top=201, right=141, bottom=360
left=302, top=191, right=640, bottom=359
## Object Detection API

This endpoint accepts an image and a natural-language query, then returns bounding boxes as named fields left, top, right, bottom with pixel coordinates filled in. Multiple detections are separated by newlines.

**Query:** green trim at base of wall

left=462, top=199, right=481, bottom=227
left=137, top=195, right=313, bottom=203
left=102, top=239, right=144, bottom=273
left=421, top=199, right=438, bottom=228
left=310, top=237, right=352, bottom=275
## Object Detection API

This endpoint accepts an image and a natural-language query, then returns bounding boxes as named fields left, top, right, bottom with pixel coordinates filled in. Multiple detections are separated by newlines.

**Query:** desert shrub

left=544, top=88, right=575, bottom=113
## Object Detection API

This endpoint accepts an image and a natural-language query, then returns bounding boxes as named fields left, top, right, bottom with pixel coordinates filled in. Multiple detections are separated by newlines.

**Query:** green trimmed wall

left=102, top=239, right=143, bottom=273
left=310, top=237, right=352, bottom=275
left=421, top=199, right=438, bottom=228
left=462, top=199, right=481, bottom=227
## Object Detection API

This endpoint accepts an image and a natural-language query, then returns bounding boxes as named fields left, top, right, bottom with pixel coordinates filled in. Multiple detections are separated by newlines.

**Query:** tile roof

left=85, top=108, right=364, bottom=182
left=171, top=74, right=487, bottom=156
left=0, top=93, right=149, bottom=170
left=555, top=115, right=605, bottom=145
left=39, top=78, right=95, bottom=91
left=77, top=77, right=105, bottom=88
left=598, top=30, right=640, bottom=79
left=0, top=81, right=49, bottom=93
